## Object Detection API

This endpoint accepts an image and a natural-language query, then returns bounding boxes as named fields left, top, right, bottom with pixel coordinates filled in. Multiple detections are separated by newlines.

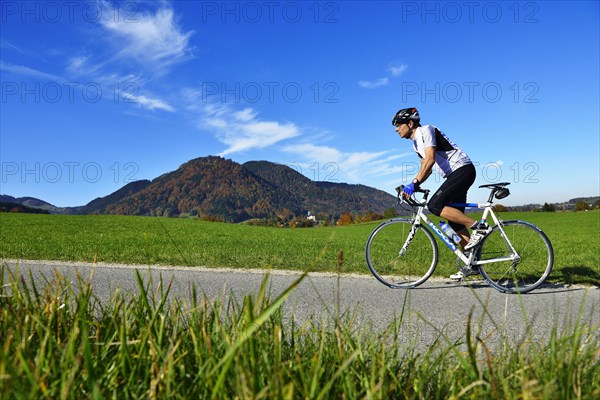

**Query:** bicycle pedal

left=449, top=271, right=466, bottom=281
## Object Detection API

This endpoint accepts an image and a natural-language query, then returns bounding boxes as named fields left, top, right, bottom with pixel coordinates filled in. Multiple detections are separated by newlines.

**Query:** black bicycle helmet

left=392, top=107, right=420, bottom=126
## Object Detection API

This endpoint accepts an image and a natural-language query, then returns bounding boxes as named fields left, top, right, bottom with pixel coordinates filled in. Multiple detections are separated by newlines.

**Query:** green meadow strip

left=0, top=211, right=599, bottom=285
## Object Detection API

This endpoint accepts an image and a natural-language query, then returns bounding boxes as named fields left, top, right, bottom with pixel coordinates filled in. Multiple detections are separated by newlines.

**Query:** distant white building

left=307, top=211, right=317, bottom=222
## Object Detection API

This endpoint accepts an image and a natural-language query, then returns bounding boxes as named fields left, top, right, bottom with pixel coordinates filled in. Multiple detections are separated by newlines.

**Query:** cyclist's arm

left=415, top=146, right=435, bottom=184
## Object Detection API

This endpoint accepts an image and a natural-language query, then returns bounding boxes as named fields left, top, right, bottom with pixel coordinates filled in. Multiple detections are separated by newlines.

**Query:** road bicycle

left=365, top=183, right=554, bottom=293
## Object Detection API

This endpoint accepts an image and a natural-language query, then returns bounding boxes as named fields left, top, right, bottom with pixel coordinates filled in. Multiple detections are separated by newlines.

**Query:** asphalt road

left=3, top=259, right=599, bottom=349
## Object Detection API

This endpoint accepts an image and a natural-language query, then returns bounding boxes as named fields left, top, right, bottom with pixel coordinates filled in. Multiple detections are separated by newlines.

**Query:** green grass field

left=1, top=210, right=599, bottom=285
left=2, top=213, right=599, bottom=398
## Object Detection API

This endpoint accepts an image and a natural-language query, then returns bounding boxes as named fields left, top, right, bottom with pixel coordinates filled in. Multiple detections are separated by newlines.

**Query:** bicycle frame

left=409, top=200, right=519, bottom=267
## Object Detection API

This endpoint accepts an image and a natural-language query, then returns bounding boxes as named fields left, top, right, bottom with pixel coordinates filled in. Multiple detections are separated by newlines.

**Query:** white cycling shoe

left=450, top=269, right=480, bottom=280
left=464, top=222, right=489, bottom=251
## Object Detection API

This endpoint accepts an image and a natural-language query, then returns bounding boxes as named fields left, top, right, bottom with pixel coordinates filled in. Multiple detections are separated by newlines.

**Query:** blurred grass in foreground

left=1, top=266, right=598, bottom=399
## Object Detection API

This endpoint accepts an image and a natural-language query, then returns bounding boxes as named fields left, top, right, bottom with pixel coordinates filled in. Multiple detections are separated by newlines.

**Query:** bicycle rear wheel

left=365, top=219, right=438, bottom=288
left=477, top=220, right=553, bottom=293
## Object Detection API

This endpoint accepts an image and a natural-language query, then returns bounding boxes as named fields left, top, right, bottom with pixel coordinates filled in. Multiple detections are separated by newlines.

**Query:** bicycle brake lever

left=408, top=197, right=419, bottom=207
left=395, top=185, right=405, bottom=204
left=396, top=185, right=424, bottom=207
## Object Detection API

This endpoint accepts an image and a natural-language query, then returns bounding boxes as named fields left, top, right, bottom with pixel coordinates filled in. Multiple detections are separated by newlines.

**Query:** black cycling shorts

left=427, top=163, right=476, bottom=231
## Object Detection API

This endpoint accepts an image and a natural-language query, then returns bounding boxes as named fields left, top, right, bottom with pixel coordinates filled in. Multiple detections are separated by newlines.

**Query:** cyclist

left=392, top=107, right=486, bottom=279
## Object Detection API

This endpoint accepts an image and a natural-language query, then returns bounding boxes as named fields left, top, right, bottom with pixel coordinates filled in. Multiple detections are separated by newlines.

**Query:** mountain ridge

left=48, top=156, right=397, bottom=222
left=3, top=156, right=598, bottom=219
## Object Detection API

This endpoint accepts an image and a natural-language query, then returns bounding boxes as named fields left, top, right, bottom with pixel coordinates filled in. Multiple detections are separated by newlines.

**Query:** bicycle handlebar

left=395, top=185, right=430, bottom=207
left=395, top=182, right=512, bottom=208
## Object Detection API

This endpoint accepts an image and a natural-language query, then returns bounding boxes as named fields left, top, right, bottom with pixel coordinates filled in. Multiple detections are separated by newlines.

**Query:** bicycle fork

left=398, top=221, right=418, bottom=257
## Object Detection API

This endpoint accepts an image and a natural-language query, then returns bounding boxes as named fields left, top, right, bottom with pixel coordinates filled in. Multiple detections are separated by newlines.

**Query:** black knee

left=449, top=221, right=466, bottom=232
left=427, top=199, right=443, bottom=216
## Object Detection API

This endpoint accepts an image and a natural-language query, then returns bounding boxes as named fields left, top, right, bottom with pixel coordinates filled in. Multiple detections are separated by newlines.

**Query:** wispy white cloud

left=389, top=63, right=408, bottom=76
left=234, top=108, right=258, bottom=122
left=219, top=119, right=299, bottom=156
left=1, top=40, right=36, bottom=58
left=359, top=62, right=408, bottom=89
left=358, top=77, right=390, bottom=89
left=66, top=56, right=98, bottom=76
left=67, top=56, right=87, bottom=73
left=57, top=2, right=193, bottom=112
left=98, top=1, right=194, bottom=75
left=184, top=89, right=300, bottom=154
left=67, top=4, right=190, bottom=78
left=282, top=142, right=414, bottom=184
left=0, top=61, right=62, bottom=81
left=283, top=143, right=342, bottom=163
left=122, top=92, right=175, bottom=112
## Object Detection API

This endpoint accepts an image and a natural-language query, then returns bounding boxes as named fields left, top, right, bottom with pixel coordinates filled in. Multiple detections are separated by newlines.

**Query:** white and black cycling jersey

left=412, top=125, right=472, bottom=178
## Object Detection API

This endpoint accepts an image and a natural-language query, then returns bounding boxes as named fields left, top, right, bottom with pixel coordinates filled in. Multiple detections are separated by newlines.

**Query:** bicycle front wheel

left=477, top=220, right=554, bottom=294
left=366, top=219, right=438, bottom=288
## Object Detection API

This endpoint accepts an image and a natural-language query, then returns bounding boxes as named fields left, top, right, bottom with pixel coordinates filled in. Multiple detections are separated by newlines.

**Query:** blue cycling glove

left=403, top=182, right=416, bottom=196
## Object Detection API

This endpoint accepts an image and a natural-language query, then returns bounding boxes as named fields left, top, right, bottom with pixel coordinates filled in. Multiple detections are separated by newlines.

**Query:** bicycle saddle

left=479, top=182, right=511, bottom=200
left=479, top=182, right=510, bottom=189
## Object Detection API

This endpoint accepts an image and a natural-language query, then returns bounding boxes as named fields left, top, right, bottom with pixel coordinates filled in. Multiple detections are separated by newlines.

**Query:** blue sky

left=1, top=0, right=599, bottom=207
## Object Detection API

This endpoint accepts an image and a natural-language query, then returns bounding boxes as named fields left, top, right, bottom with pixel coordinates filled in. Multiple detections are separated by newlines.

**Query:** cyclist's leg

left=443, top=210, right=470, bottom=246
left=445, top=185, right=471, bottom=246
left=428, top=164, right=477, bottom=248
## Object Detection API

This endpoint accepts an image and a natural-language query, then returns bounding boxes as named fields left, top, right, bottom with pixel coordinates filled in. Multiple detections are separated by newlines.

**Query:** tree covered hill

left=70, top=179, right=153, bottom=215
left=0, top=201, right=50, bottom=214
left=0, top=195, right=60, bottom=213
left=88, top=156, right=398, bottom=222
left=243, top=160, right=397, bottom=219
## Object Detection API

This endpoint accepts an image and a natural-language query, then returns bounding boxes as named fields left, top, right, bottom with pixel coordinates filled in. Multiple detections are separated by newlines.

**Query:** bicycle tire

left=366, top=219, right=438, bottom=288
left=476, top=220, right=554, bottom=294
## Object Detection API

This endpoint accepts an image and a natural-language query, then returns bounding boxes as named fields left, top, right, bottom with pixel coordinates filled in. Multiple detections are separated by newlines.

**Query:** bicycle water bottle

left=440, top=221, right=461, bottom=244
